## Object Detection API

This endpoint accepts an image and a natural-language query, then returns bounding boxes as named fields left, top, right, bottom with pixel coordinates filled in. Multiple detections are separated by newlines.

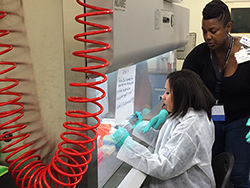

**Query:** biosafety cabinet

left=0, top=0, right=189, bottom=188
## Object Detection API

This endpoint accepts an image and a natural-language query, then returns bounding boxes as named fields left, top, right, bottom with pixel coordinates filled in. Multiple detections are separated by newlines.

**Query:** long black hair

left=167, top=69, right=215, bottom=120
left=202, top=0, right=231, bottom=26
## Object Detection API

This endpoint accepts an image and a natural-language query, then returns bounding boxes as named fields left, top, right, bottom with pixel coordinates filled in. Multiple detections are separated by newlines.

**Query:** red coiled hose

left=0, top=1, right=113, bottom=187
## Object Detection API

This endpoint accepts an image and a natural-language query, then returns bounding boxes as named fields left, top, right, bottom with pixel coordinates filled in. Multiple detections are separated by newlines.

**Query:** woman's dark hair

left=167, top=69, right=215, bottom=120
left=202, top=0, right=231, bottom=26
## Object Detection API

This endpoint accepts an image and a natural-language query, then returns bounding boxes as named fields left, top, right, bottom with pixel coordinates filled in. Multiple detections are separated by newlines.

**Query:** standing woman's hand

left=245, top=118, right=250, bottom=143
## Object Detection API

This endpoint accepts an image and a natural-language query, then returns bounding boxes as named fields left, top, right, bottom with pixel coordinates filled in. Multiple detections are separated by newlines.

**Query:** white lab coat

left=117, top=108, right=216, bottom=188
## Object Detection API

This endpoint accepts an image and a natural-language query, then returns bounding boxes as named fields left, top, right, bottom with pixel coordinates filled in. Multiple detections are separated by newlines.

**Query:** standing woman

left=182, top=0, right=250, bottom=187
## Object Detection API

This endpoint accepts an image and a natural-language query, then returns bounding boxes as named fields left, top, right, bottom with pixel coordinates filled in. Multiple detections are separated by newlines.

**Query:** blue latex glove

left=245, top=118, right=250, bottom=143
left=129, top=111, right=143, bottom=129
left=143, top=109, right=169, bottom=133
left=111, top=127, right=129, bottom=147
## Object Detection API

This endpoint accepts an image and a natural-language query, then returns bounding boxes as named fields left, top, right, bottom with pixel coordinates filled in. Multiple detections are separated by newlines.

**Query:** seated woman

left=111, top=69, right=216, bottom=188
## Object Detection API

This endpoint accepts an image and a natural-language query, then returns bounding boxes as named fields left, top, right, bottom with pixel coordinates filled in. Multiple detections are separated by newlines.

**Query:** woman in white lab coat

left=111, top=69, right=216, bottom=188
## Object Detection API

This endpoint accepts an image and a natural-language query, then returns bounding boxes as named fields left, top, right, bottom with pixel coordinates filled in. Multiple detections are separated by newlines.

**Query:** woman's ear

left=227, top=22, right=233, bottom=33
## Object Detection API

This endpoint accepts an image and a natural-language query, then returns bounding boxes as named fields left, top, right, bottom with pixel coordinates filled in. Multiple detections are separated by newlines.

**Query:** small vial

left=129, top=112, right=142, bottom=125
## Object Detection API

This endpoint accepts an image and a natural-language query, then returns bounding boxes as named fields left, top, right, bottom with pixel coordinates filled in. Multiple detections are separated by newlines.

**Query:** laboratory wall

left=0, top=0, right=66, bottom=164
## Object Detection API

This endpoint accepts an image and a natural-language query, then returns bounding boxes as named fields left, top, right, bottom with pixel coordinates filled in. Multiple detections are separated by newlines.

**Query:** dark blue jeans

left=213, top=116, right=250, bottom=188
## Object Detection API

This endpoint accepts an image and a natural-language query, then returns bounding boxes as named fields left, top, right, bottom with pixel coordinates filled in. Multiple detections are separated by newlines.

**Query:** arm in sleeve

left=117, top=121, right=198, bottom=180
left=132, top=121, right=159, bottom=147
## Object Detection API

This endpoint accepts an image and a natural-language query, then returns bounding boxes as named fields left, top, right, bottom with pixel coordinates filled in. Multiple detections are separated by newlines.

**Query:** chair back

left=212, top=152, right=234, bottom=188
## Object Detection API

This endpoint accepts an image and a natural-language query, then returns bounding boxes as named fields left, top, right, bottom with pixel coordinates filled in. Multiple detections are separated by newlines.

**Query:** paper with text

left=115, top=65, right=136, bottom=124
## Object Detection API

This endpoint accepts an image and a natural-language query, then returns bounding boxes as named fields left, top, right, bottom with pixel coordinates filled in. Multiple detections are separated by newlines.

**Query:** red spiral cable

left=0, top=1, right=113, bottom=187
